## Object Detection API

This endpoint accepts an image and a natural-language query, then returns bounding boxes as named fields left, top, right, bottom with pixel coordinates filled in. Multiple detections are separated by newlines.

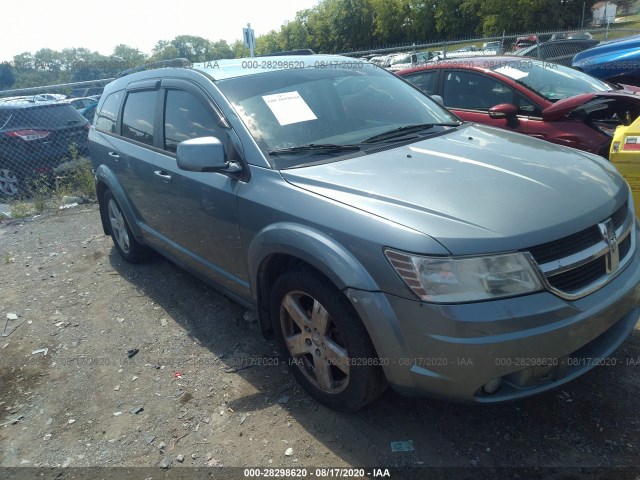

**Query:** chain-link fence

left=0, top=80, right=111, bottom=199
left=343, top=27, right=640, bottom=73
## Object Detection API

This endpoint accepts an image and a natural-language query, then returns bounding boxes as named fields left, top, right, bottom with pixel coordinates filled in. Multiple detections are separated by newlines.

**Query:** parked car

left=550, top=31, right=593, bottom=41
left=369, top=55, right=393, bottom=68
left=79, top=102, right=98, bottom=122
left=512, top=35, right=538, bottom=51
left=0, top=99, right=89, bottom=197
left=572, top=34, right=640, bottom=86
left=387, top=52, right=433, bottom=72
left=32, top=93, right=67, bottom=101
left=70, top=87, right=104, bottom=98
left=89, top=55, right=640, bottom=411
left=63, top=97, right=98, bottom=110
left=434, top=45, right=493, bottom=60
left=610, top=115, right=640, bottom=215
left=514, top=39, right=599, bottom=67
left=398, top=56, right=640, bottom=157
left=482, top=41, right=505, bottom=54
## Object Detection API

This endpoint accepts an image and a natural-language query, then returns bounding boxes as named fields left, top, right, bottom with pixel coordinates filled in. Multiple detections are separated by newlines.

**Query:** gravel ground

left=1, top=205, right=640, bottom=479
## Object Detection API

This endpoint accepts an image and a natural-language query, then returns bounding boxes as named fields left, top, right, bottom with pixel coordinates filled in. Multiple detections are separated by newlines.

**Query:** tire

left=0, top=167, right=20, bottom=198
left=270, top=268, right=387, bottom=411
left=103, top=189, right=150, bottom=263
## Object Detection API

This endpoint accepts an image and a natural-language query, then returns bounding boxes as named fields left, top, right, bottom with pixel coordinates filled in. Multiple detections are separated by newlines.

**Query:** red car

left=513, top=35, right=538, bottom=51
left=397, top=56, right=640, bottom=158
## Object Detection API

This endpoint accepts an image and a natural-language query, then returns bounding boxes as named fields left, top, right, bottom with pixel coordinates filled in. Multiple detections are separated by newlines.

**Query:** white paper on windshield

left=262, top=91, right=317, bottom=126
left=494, top=66, right=528, bottom=80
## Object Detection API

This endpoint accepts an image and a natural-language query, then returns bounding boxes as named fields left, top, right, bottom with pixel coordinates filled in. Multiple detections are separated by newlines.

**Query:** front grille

left=529, top=202, right=628, bottom=264
left=527, top=201, right=634, bottom=299
left=547, top=256, right=606, bottom=293
left=528, top=226, right=601, bottom=264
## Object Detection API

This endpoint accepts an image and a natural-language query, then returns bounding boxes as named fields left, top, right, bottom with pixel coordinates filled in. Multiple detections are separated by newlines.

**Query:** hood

left=542, top=90, right=640, bottom=121
left=281, top=124, right=627, bottom=255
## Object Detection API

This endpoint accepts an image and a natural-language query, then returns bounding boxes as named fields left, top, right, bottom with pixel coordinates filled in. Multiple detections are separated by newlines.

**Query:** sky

left=0, top=0, right=320, bottom=63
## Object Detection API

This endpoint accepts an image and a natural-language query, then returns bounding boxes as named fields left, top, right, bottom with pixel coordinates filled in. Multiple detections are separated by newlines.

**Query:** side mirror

left=431, top=95, right=444, bottom=105
left=488, top=103, right=519, bottom=119
left=177, top=136, right=241, bottom=174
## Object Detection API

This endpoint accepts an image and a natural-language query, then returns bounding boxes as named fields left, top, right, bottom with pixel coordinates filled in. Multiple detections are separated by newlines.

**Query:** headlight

left=385, top=249, right=543, bottom=303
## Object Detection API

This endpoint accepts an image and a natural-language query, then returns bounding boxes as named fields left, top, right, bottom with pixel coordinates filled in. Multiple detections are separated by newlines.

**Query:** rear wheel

left=103, top=189, right=150, bottom=263
left=270, top=268, right=386, bottom=411
left=0, top=167, right=19, bottom=198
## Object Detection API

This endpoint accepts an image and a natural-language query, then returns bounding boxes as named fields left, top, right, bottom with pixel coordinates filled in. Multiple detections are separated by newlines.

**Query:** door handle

left=108, top=152, right=120, bottom=160
left=154, top=170, right=172, bottom=183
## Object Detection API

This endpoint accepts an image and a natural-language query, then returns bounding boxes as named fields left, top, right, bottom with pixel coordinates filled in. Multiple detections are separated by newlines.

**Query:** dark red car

left=397, top=56, right=640, bottom=157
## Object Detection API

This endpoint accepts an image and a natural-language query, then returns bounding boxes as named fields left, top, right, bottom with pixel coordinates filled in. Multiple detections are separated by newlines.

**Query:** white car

left=387, top=52, right=433, bottom=72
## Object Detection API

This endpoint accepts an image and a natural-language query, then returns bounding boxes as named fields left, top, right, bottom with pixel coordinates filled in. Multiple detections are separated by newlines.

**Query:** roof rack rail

left=116, top=58, right=192, bottom=78
left=257, top=49, right=316, bottom=57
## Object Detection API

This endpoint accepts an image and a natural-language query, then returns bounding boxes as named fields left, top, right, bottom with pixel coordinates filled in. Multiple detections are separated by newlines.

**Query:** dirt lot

left=1, top=205, right=640, bottom=479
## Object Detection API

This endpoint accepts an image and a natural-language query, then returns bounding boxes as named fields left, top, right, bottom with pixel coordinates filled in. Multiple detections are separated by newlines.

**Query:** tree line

left=1, top=0, right=597, bottom=90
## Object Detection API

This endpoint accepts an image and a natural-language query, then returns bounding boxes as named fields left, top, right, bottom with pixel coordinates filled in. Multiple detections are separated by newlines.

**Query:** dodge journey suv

left=89, top=55, right=640, bottom=411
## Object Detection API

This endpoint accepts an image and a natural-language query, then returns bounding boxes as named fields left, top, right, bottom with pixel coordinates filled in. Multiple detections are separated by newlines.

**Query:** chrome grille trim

left=526, top=203, right=636, bottom=301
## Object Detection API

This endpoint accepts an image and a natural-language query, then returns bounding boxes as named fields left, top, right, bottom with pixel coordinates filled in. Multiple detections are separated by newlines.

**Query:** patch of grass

left=3, top=252, right=13, bottom=264
left=53, top=150, right=96, bottom=201
left=9, top=201, right=35, bottom=219
left=593, top=15, right=640, bottom=41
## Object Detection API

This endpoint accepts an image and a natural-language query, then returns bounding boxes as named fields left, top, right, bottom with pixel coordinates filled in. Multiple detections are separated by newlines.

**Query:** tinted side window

left=163, top=90, right=220, bottom=153
left=95, top=90, right=123, bottom=133
left=404, top=71, right=438, bottom=95
left=10, top=105, right=85, bottom=129
left=443, top=71, right=514, bottom=110
left=121, top=90, right=156, bottom=146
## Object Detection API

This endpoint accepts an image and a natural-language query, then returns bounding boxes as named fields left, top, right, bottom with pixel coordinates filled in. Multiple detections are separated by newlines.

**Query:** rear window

left=3, top=104, right=86, bottom=129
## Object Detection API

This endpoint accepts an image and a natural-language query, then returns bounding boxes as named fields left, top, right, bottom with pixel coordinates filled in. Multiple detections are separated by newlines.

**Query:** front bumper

left=346, top=238, right=640, bottom=403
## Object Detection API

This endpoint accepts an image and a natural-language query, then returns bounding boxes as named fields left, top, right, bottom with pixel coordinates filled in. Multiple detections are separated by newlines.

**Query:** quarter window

left=95, top=90, right=123, bottom=134
left=121, top=90, right=156, bottom=146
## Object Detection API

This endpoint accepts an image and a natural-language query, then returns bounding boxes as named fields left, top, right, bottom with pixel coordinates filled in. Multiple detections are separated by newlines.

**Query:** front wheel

left=103, top=189, right=150, bottom=263
left=270, top=268, right=387, bottom=411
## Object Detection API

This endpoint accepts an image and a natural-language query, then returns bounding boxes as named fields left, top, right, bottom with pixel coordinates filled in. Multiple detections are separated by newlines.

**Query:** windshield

left=217, top=63, right=459, bottom=167
left=491, top=60, right=610, bottom=101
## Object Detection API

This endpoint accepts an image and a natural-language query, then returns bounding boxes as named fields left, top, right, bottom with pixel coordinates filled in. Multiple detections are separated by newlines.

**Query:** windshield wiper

left=363, top=123, right=460, bottom=144
left=268, top=143, right=361, bottom=155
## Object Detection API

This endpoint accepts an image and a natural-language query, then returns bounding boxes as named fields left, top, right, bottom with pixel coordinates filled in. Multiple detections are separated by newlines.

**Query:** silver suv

left=89, top=55, right=640, bottom=411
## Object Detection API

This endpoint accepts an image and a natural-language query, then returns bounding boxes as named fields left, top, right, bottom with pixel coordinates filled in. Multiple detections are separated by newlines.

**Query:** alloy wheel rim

left=107, top=199, right=130, bottom=254
left=280, top=290, right=350, bottom=394
left=0, top=169, right=19, bottom=196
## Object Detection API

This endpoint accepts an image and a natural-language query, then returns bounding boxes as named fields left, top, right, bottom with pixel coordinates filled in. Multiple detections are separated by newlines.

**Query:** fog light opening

left=483, top=377, right=503, bottom=395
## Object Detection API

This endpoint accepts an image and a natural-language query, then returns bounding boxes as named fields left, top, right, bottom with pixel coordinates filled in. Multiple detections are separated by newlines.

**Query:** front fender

left=247, top=222, right=380, bottom=298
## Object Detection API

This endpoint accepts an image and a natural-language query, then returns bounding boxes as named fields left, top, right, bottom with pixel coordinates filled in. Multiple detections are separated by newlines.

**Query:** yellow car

left=611, top=116, right=640, bottom=216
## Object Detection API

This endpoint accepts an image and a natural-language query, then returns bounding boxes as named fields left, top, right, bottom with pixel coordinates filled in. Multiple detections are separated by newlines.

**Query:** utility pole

left=581, top=2, right=585, bottom=30
left=243, top=23, right=255, bottom=57
left=604, top=1, right=610, bottom=40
